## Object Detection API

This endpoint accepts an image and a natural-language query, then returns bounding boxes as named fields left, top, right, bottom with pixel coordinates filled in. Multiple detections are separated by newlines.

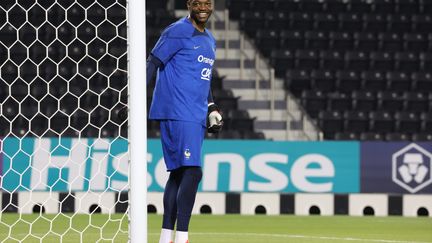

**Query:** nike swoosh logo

left=194, top=46, right=200, bottom=49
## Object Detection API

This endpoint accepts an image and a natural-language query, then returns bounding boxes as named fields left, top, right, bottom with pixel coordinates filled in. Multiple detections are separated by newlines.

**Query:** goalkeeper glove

left=207, top=103, right=223, bottom=133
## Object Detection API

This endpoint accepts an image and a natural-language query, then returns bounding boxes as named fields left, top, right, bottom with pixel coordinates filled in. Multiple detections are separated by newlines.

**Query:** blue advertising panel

left=0, top=137, right=129, bottom=192
left=1, top=138, right=360, bottom=193
left=361, top=142, right=432, bottom=194
left=195, top=140, right=360, bottom=193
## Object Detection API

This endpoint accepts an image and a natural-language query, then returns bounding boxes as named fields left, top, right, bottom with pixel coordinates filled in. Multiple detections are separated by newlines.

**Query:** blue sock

left=162, top=169, right=182, bottom=230
left=176, top=167, right=202, bottom=232
left=162, top=166, right=202, bottom=231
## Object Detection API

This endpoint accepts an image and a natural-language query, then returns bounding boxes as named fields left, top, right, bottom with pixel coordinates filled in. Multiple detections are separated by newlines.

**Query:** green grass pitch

left=0, top=214, right=431, bottom=242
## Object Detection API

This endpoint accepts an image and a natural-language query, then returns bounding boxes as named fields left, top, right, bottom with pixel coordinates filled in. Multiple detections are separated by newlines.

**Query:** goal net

left=0, top=0, right=137, bottom=241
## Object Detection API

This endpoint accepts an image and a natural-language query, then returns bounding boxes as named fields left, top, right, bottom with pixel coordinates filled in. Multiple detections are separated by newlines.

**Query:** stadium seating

left=0, top=0, right=266, bottom=140
left=301, top=90, right=327, bottom=118
left=318, top=110, right=344, bottom=139
left=327, top=92, right=351, bottom=111
left=228, top=0, right=432, bottom=141
left=352, top=90, right=377, bottom=111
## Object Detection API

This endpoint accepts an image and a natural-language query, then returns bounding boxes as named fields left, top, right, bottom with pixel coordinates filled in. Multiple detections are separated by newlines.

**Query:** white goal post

left=0, top=0, right=148, bottom=242
left=128, top=0, right=147, bottom=242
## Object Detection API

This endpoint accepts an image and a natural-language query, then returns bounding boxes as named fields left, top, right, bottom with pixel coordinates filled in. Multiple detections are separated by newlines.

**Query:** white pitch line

left=185, top=232, right=432, bottom=243
left=7, top=232, right=432, bottom=243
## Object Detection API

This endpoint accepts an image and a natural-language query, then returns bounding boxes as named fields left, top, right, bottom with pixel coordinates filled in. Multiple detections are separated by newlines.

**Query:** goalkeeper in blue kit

left=147, top=0, right=222, bottom=242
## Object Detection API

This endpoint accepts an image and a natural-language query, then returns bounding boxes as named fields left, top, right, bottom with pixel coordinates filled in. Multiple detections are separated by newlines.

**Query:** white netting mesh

left=0, top=0, right=130, bottom=242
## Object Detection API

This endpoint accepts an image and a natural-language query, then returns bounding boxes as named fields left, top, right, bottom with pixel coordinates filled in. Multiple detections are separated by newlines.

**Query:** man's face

left=188, top=0, right=213, bottom=25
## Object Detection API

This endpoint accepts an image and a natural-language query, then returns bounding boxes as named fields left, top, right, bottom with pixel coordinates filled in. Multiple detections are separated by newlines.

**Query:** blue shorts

left=160, top=120, right=205, bottom=171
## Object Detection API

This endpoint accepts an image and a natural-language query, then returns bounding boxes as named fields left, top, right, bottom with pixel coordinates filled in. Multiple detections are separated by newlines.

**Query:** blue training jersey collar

left=184, top=16, right=209, bottom=37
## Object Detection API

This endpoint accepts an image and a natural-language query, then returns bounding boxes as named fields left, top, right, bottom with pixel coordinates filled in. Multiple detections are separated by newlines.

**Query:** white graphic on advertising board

left=392, top=143, right=432, bottom=193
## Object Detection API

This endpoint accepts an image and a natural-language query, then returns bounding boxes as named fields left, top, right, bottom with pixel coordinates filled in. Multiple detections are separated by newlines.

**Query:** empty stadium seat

left=369, top=111, right=395, bottom=133
left=330, top=31, right=354, bottom=50
left=274, top=0, right=299, bottom=11
left=386, top=71, right=412, bottom=91
left=255, top=29, right=280, bottom=55
left=420, top=52, right=432, bottom=71
left=318, top=110, right=344, bottom=139
left=290, top=12, right=314, bottom=30
left=420, top=112, right=432, bottom=132
left=387, top=14, right=411, bottom=32
left=370, top=51, right=394, bottom=71
left=10, top=79, right=28, bottom=101
left=404, top=33, right=428, bottom=52
left=344, top=110, right=369, bottom=133
left=377, top=91, right=404, bottom=112
left=363, top=14, right=387, bottom=33
left=403, top=91, right=429, bottom=112
left=280, top=31, right=304, bottom=50
left=378, top=32, right=403, bottom=52
left=227, top=0, right=254, bottom=19
left=147, top=0, right=168, bottom=10
left=295, top=50, right=319, bottom=69
left=396, top=0, right=420, bottom=14
left=270, top=49, right=295, bottom=77
left=336, top=70, right=362, bottom=92
left=338, top=13, right=363, bottom=31
left=360, top=132, right=384, bottom=141
left=411, top=14, right=432, bottom=33
left=420, top=0, right=432, bottom=13
left=395, top=52, right=420, bottom=72
left=411, top=133, right=432, bottom=141
left=354, top=32, right=378, bottom=51
left=328, top=92, right=351, bottom=111
left=311, top=70, right=336, bottom=92
left=50, top=112, right=69, bottom=135
left=11, top=115, right=29, bottom=137
left=361, top=71, right=387, bottom=91
left=352, top=90, right=377, bottom=111
left=90, top=107, right=109, bottom=128
left=320, top=50, right=344, bottom=70
left=305, top=31, right=329, bottom=49
left=30, top=115, right=49, bottom=137
left=301, top=90, right=327, bottom=118
left=325, top=0, right=347, bottom=13
left=265, top=11, right=289, bottom=30
left=385, top=132, right=411, bottom=141
left=253, top=0, right=277, bottom=11
left=345, top=51, right=369, bottom=71
left=372, top=0, right=396, bottom=14
left=348, top=0, right=372, bottom=13
left=413, top=71, right=432, bottom=92
left=299, top=0, right=325, bottom=12
left=239, top=11, right=266, bottom=36
left=59, top=94, right=79, bottom=116
left=314, top=13, right=338, bottom=31
left=334, top=132, right=360, bottom=140
left=395, top=111, right=421, bottom=133
left=285, top=70, right=312, bottom=96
